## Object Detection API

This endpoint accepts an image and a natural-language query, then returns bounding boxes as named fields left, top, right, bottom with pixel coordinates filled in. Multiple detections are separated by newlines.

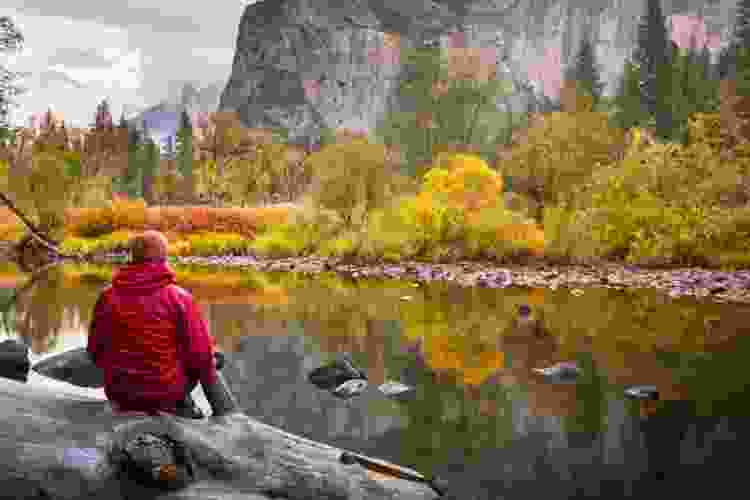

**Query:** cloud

left=38, top=69, right=85, bottom=89
left=48, top=49, right=143, bottom=90
left=46, top=48, right=118, bottom=69
left=0, top=2, right=250, bottom=127
left=8, top=1, right=205, bottom=34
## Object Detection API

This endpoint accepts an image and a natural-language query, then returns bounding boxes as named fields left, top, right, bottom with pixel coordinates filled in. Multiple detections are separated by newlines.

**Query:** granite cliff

left=219, top=0, right=737, bottom=146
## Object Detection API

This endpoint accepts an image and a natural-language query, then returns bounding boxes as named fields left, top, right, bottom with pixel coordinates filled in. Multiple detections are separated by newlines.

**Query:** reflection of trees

left=5, top=264, right=67, bottom=353
left=0, top=263, right=102, bottom=353
left=392, top=361, right=516, bottom=478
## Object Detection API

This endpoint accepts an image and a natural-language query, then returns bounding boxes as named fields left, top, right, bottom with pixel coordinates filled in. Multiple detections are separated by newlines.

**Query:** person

left=87, top=230, right=216, bottom=418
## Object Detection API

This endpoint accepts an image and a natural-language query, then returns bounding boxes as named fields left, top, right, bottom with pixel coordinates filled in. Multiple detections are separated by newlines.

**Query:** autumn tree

left=304, top=138, right=400, bottom=227
left=374, top=45, right=511, bottom=177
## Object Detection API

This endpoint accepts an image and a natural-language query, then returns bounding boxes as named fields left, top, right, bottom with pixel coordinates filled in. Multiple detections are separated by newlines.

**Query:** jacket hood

left=112, top=260, right=176, bottom=294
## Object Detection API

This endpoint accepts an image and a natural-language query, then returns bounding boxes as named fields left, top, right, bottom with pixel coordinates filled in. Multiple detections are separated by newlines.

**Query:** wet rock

left=308, top=354, right=368, bottom=396
left=331, top=378, right=369, bottom=399
left=532, top=362, right=581, bottom=381
left=377, top=380, right=416, bottom=401
left=624, top=385, right=659, bottom=401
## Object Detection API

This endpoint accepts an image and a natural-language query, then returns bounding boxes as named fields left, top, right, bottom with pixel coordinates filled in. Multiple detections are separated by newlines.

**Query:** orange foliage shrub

left=56, top=199, right=296, bottom=240
left=495, top=223, right=546, bottom=257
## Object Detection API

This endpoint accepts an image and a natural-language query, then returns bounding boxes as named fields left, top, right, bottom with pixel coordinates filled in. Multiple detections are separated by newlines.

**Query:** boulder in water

left=624, top=385, right=659, bottom=401
left=331, top=378, right=369, bottom=399
left=308, top=354, right=367, bottom=391
left=377, top=380, right=416, bottom=401
left=533, top=361, right=581, bottom=380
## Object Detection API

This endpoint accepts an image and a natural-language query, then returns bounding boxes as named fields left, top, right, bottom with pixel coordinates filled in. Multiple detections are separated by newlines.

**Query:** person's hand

left=213, top=351, right=226, bottom=371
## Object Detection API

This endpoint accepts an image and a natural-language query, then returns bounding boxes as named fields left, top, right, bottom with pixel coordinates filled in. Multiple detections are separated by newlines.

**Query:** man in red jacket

left=87, top=230, right=217, bottom=418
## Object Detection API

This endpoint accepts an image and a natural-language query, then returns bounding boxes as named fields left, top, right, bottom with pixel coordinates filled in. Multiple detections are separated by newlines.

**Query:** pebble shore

left=96, top=252, right=750, bottom=305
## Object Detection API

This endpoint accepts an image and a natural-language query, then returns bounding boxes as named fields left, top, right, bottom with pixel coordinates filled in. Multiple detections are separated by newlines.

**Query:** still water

left=1, top=262, right=749, bottom=500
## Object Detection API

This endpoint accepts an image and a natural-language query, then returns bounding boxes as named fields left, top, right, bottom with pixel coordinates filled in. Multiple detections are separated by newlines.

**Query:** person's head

left=129, top=230, right=169, bottom=264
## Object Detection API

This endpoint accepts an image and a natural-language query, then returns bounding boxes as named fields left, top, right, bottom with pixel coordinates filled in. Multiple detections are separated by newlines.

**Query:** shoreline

left=99, top=253, right=750, bottom=305
left=3, top=244, right=749, bottom=304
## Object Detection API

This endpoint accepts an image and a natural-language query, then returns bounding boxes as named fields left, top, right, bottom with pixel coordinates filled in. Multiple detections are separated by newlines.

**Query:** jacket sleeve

left=87, top=289, right=111, bottom=366
left=173, top=287, right=216, bottom=386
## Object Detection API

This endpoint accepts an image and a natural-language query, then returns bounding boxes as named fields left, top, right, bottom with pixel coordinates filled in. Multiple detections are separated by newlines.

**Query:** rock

left=377, top=380, right=416, bottom=401
left=308, top=354, right=368, bottom=391
left=113, top=432, right=195, bottom=490
left=220, top=0, right=735, bottom=145
left=624, top=385, right=659, bottom=401
left=532, top=361, right=580, bottom=380
left=332, top=378, right=369, bottom=399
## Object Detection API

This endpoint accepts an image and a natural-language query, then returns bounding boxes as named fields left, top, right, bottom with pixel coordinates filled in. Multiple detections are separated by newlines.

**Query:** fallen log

left=0, top=192, right=79, bottom=259
left=0, top=367, right=441, bottom=500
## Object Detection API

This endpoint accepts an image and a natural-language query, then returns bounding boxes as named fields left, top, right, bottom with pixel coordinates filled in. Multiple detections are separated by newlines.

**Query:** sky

left=0, top=1, right=258, bottom=129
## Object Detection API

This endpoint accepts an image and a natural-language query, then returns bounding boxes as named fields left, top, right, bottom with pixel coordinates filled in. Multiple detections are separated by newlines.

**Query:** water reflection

left=0, top=262, right=748, bottom=499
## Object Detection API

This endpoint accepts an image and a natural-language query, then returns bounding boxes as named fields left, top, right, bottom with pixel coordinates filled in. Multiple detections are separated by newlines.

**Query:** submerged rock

left=377, top=380, right=416, bottom=401
left=308, top=354, right=368, bottom=398
left=532, top=361, right=581, bottom=380
left=332, top=378, right=369, bottom=399
left=624, top=385, right=659, bottom=401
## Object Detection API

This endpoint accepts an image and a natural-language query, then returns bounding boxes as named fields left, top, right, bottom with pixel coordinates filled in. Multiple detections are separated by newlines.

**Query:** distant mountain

left=126, top=81, right=223, bottom=132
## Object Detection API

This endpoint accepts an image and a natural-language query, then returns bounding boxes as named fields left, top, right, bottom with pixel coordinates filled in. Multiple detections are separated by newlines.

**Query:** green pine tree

left=566, top=33, right=606, bottom=106
left=611, top=59, right=645, bottom=130
left=141, top=132, right=158, bottom=205
left=124, top=126, right=143, bottom=198
left=175, top=109, right=193, bottom=180
left=733, top=0, right=750, bottom=52
left=723, top=0, right=750, bottom=94
left=633, top=0, right=673, bottom=139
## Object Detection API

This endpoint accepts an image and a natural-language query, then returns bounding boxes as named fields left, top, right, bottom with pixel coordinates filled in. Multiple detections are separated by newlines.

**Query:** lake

left=1, top=262, right=748, bottom=500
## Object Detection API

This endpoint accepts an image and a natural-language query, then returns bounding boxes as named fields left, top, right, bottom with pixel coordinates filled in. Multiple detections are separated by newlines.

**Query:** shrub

left=110, top=198, right=148, bottom=230
left=554, top=124, right=750, bottom=266
left=186, top=232, right=253, bottom=256
left=318, top=231, right=361, bottom=259
left=463, top=205, right=544, bottom=260
left=421, top=153, right=504, bottom=221
left=361, top=195, right=465, bottom=261
left=66, top=207, right=115, bottom=238
left=249, top=224, right=309, bottom=258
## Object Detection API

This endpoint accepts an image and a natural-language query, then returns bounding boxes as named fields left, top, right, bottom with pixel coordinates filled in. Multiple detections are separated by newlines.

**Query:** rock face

left=220, top=0, right=737, bottom=146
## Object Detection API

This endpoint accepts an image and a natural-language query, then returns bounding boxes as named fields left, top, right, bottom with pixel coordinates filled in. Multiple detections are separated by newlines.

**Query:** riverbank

left=86, top=252, right=750, bottom=305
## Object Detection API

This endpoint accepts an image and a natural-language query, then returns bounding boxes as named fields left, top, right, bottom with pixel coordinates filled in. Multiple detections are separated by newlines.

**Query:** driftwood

left=0, top=372, right=440, bottom=500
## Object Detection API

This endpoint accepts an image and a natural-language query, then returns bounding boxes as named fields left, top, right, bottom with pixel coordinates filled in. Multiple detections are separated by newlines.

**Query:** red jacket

left=87, top=260, right=216, bottom=412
